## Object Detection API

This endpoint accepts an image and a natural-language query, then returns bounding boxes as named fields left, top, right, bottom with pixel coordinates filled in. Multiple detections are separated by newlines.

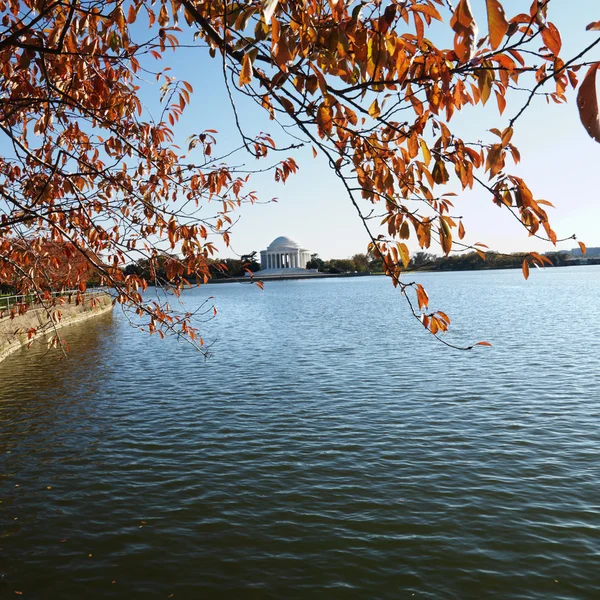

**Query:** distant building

left=259, top=236, right=312, bottom=273
left=559, top=247, right=600, bottom=257
left=571, top=246, right=600, bottom=257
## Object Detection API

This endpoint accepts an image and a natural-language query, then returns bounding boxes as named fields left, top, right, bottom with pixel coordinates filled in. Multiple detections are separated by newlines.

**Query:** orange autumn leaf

left=450, top=0, right=477, bottom=63
left=541, top=22, right=562, bottom=56
left=398, top=243, right=410, bottom=269
left=239, top=53, right=253, bottom=86
left=485, top=0, right=508, bottom=50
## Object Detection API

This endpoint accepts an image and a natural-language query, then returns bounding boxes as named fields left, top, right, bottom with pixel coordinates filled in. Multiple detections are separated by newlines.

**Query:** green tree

left=410, top=252, right=436, bottom=270
left=306, top=253, right=325, bottom=271
left=352, top=254, right=370, bottom=273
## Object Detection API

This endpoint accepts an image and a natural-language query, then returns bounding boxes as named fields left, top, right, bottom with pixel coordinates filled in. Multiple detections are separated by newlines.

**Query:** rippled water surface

left=2, top=267, right=600, bottom=599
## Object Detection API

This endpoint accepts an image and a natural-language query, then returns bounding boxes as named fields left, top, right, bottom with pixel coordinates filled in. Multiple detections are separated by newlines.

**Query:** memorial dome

left=267, top=236, right=302, bottom=250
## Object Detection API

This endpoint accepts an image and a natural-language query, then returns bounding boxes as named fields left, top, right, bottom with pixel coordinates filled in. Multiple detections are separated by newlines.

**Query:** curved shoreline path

left=0, top=291, right=113, bottom=363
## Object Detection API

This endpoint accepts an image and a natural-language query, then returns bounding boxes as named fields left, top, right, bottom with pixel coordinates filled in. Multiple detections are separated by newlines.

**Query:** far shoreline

left=202, top=260, right=600, bottom=284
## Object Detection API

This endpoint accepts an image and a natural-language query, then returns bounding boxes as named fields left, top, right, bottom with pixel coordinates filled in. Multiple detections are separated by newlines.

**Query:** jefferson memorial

left=259, top=236, right=312, bottom=274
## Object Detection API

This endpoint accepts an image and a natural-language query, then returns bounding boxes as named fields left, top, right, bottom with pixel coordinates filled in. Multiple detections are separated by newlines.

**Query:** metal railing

left=0, top=288, right=108, bottom=313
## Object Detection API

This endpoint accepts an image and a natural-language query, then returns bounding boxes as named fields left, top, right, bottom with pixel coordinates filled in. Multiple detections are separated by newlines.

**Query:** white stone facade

left=259, top=236, right=311, bottom=273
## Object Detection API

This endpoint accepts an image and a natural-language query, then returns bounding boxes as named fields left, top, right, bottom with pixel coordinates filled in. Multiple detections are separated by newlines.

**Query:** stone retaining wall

left=0, top=293, right=113, bottom=363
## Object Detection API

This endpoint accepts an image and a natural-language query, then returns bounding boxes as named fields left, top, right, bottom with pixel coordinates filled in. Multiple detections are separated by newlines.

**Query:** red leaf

left=522, top=259, right=530, bottom=280
left=541, top=23, right=562, bottom=56
left=577, top=63, right=600, bottom=143
left=127, top=4, right=137, bottom=24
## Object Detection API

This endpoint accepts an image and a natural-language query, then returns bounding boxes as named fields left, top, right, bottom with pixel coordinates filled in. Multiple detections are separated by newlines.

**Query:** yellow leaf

left=420, top=139, right=431, bottom=166
left=485, top=0, right=508, bottom=50
left=579, top=241, right=587, bottom=255
left=398, top=243, right=410, bottom=268
left=440, top=217, right=452, bottom=255
left=239, top=53, right=253, bottom=86
left=368, top=98, right=381, bottom=118
left=577, top=63, right=600, bottom=143
left=478, top=68, right=493, bottom=105
left=458, top=220, right=465, bottom=240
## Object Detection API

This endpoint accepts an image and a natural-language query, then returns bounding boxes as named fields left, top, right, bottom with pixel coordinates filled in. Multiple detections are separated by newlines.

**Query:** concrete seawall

left=0, top=293, right=113, bottom=363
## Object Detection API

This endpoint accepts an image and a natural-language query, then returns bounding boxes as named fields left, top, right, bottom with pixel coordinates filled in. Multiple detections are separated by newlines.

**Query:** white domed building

left=259, top=236, right=312, bottom=274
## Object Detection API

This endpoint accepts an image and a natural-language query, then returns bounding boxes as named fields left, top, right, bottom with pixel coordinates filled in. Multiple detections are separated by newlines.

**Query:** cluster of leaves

left=1, top=0, right=599, bottom=351
left=199, top=0, right=597, bottom=347
left=0, top=0, right=297, bottom=349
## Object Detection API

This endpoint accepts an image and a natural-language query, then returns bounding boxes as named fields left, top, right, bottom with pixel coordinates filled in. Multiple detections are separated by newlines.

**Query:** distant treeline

left=406, top=251, right=575, bottom=272
left=306, top=253, right=380, bottom=273
left=123, top=249, right=593, bottom=284
left=124, top=252, right=261, bottom=283
left=307, top=250, right=584, bottom=274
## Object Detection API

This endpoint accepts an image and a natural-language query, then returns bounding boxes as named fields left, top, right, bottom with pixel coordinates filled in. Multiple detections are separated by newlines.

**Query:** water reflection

left=1, top=269, right=600, bottom=599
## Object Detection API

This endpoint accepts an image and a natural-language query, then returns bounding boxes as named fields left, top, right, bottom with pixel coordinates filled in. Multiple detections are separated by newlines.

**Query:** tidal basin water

left=2, top=267, right=600, bottom=599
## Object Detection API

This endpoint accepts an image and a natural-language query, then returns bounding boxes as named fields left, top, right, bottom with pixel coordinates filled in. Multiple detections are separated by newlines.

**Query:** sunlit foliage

left=0, top=0, right=598, bottom=350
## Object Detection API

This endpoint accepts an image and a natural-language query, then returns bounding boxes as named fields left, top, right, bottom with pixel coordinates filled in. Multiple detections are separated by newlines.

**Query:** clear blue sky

left=139, top=1, right=600, bottom=260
